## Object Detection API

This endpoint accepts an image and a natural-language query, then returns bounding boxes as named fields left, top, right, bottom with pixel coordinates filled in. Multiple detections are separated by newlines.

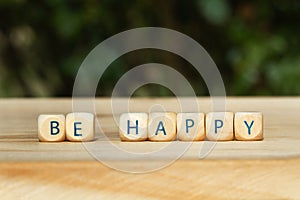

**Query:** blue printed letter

left=155, top=121, right=167, bottom=135
left=74, top=122, right=82, bottom=136
left=50, top=121, right=60, bottom=135
left=127, top=120, right=139, bottom=135
left=186, top=119, right=194, bottom=133
left=214, top=120, right=223, bottom=134
left=244, top=120, right=254, bottom=135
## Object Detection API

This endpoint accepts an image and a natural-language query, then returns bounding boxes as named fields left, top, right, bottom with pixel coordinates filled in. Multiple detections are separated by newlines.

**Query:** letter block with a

left=206, top=112, right=234, bottom=141
left=66, top=113, right=94, bottom=142
left=148, top=112, right=177, bottom=141
left=119, top=113, right=148, bottom=141
left=177, top=113, right=205, bottom=141
left=38, top=114, right=65, bottom=142
left=234, top=112, right=263, bottom=141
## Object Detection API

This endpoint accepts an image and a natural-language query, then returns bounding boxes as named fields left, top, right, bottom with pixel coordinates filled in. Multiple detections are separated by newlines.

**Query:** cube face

left=119, top=113, right=148, bottom=141
left=234, top=112, right=263, bottom=141
left=66, top=113, right=94, bottom=142
left=148, top=112, right=177, bottom=141
left=206, top=112, right=234, bottom=141
left=38, top=115, right=65, bottom=142
left=177, top=113, right=205, bottom=141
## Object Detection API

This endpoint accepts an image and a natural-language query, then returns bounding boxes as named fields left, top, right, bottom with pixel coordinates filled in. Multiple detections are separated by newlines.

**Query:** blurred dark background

left=0, top=0, right=299, bottom=97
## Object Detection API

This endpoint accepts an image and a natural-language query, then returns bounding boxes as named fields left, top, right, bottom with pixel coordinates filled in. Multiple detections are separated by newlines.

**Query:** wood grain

left=0, top=98, right=300, bottom=199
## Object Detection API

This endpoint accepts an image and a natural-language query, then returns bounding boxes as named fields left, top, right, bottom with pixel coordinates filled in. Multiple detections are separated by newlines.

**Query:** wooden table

left=0, top=97, right=300, bottom=199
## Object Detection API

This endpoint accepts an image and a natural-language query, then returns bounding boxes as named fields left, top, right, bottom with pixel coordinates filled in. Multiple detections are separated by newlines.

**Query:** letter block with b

left=38, top=114, right=65, bottom=142
left=234, top=112, right=263, bottom=141
left=119, top=113, right=148, bottom=141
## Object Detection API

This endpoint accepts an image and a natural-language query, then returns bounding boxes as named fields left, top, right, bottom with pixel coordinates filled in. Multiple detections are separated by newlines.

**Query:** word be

left=119, top=112, right=263, bottom=141
left=38, top=113, right=94, bottom=142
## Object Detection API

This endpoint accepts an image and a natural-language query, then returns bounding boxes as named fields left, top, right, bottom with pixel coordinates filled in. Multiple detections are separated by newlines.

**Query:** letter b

left=50, top=121, right=60, bottom=135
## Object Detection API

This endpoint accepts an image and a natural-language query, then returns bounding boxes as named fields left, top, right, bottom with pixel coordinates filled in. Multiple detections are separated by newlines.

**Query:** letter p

left=214, top=120, right=223, bottom=134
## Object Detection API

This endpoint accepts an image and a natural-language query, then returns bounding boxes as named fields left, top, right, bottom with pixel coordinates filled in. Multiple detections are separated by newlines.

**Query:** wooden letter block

left=148, top=112, right=176, bottom=141
left=119, top=113, right=148, bottom=141
left=38, top=114, right=65, bottom=142
left=206, top=112, right=234, bottom=141
left=177, top=113, right=205, bottom=141
left=66, top=113, right=94, bottom=142
left=234, top=112, right=263, bottom=141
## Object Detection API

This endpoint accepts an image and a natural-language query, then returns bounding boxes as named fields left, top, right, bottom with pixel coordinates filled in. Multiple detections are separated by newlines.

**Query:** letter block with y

left=119, top=113, right=148, bottom=141
left=38, top=114, right=65, bottom=142
left=66, top=113, right=94, bottom=141
left=148, top=112, right=176, bottom=141
left=206, top=112, right=234, bottom=141
left=234, top=112, right=263, bottom=141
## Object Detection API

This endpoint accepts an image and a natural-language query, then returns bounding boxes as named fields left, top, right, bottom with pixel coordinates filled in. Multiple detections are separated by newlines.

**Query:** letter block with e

left=38, top=114, right=65, bottom=142
left=234, top=112, right=263, bottom=141
left=66, top=113, right=94, bottom=142
left=119, top=113, right=148, bottom=141
left=206, top=112, right=234, bottom=141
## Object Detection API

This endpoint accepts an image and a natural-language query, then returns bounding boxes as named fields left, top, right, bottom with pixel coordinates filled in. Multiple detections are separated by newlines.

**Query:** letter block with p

left=177, top=113, right=205, bottom=141
left=206, top=112, right=234, bottom=141
left=38, top=114, right=65, bottom=142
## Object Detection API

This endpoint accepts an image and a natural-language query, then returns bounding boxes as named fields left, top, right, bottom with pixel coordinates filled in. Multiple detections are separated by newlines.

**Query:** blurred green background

left=0, top=0, right=299, bottom=97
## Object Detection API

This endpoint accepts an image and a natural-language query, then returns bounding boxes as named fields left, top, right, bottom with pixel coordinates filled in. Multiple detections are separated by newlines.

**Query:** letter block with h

left=38, top=114, right=65, bottom=142
left=119, top=113, right=148, bottom=141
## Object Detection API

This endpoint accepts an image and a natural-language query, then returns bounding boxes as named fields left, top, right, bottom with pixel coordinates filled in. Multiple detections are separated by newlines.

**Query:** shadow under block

left=177, top=113, right=205, bottom=141
left=119, top=113, right=148, bottom=141
left=38, top=114, right=65, bottom=142
left=148, top=112, right=177, bottom=141
left=234, top=112, right=263, bottom=141
left=206, top=112, right=234, bottom=141
left=66, top=113, right=94, bottom=142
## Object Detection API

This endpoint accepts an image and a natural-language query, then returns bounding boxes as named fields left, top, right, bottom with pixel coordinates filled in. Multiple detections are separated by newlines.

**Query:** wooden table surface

left=0, top=97, right=300, bottom=199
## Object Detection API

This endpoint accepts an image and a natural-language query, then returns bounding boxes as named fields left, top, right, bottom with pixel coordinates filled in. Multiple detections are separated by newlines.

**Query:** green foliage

left=198, top=0, right=230, bottom=25
left=0, top=0, right=299, bottom=97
